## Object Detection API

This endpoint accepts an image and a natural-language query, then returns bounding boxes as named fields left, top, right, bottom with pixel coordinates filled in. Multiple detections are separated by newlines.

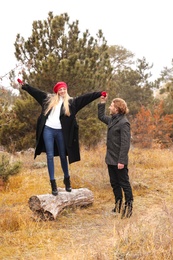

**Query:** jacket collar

left=109, top=114, right=124, bottom=128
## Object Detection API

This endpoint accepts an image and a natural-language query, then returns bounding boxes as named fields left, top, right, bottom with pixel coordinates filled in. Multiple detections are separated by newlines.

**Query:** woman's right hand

left=17, top=78, right=24, bottom=85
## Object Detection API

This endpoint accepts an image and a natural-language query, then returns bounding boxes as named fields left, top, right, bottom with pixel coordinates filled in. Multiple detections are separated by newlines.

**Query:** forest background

left=1, top=12, right=173, bottom=152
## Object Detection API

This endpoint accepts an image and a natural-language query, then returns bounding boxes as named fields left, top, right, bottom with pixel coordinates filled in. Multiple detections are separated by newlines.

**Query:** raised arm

left=18, top=79, right=47, bottom=106
left=98, top=95, right=110, bottom=125
left=73, top=91, right=106, bottom=114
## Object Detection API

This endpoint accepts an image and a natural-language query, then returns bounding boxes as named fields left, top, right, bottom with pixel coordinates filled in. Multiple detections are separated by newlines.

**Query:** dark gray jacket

left=98, top=103, right=130, bottom=165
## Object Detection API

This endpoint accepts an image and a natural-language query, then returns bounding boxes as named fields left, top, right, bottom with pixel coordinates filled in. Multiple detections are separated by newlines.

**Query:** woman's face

left=57, top=87, right=67, bottom=98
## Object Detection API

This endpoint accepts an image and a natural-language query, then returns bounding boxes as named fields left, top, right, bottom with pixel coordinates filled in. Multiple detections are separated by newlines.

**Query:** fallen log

left=28, top=188, right=94, bottom=220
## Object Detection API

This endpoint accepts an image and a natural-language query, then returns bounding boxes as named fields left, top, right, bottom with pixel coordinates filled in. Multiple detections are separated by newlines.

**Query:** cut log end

left=28, top=188, right=94, bottom=220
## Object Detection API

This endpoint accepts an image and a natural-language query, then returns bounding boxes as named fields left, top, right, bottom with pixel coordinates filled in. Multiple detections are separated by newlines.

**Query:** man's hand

left=118, top=163, right=124, bottom=169
left=100, top=92, right=108, bottom=103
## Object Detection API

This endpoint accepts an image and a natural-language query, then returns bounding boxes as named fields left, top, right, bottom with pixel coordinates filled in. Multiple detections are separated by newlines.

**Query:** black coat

left=98, top=103, right=131, bottom=165
left=22, top=84, right=102, bottom=163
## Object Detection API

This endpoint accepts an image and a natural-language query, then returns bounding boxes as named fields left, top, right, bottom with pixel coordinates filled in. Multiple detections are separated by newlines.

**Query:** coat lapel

left=108, top=114, right=124, bottom=129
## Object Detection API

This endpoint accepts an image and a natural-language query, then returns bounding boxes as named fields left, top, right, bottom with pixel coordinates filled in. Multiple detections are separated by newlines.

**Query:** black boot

left=112, top=199, right=122, bottom=213
left=50, top=179, right=58, bottom=196
left=121, top=201, right=133, bottom=219
left=63, top=176, right=72, bottom=192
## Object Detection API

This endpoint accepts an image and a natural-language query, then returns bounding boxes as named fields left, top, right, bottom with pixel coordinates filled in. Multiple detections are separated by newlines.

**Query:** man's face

left=109, top=102, right=118, bottom=115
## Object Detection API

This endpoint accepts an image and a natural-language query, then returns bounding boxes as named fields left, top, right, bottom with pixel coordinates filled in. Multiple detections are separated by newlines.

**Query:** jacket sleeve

left=73, top=92, right=102, bottom=114
left=22, top=84, right=47, bottom=106
left=118, top=121, right=131, bottom=164
left=98, top=103, right=110, bottom=125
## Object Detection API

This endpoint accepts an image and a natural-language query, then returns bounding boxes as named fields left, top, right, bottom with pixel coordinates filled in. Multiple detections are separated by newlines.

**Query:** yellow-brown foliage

left=0, top=146, right=173, bottom=260
left=131, top=101, right=173, bottom=149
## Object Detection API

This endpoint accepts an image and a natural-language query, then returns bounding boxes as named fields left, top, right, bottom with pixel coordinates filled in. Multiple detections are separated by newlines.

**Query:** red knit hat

left=53, top=82, right=67, bottom=93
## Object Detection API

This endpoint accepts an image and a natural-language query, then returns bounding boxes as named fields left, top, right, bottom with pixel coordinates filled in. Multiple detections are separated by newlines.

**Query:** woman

left=18, top=79, right=106, bottom=196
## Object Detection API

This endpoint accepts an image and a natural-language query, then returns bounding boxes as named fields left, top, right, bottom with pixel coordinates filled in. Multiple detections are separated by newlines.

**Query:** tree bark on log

left=28, top=188, right=94, bottom=220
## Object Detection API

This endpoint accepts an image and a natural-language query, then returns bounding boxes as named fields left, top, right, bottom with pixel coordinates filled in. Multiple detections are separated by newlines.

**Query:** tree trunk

left=28, top=188, right=94, bottom=220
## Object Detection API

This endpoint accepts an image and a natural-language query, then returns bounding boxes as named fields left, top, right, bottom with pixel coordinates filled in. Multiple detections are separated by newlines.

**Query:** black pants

left=108, top=165, right=133, bottom=204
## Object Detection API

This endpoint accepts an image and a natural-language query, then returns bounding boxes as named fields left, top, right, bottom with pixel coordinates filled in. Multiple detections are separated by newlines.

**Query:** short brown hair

left=112, top=98, right=129, bottom=114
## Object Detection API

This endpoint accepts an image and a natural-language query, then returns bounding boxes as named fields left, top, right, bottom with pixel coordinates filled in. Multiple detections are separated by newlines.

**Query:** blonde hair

left=112, top=98, right=129, bottom=114
left=44, top=93, right=72, bottom=116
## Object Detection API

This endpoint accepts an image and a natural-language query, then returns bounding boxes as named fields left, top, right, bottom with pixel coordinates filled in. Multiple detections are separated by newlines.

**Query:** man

left=98, top=95, right=133, bottom=218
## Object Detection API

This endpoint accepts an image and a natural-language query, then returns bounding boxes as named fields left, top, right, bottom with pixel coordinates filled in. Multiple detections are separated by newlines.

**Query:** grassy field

left=0, top=145, right=173, bottom=260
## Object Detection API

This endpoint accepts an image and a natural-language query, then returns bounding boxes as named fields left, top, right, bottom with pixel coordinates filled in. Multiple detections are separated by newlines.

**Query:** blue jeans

left=43, top=125, right=69, bottom=180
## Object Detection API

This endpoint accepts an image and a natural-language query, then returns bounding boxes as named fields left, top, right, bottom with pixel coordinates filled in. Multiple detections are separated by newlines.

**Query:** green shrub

left=0, top=155, right=22, bottom=182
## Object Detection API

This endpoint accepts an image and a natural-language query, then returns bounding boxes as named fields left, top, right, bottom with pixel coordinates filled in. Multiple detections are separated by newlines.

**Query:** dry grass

left=0, top=145, right=173, bottom=260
